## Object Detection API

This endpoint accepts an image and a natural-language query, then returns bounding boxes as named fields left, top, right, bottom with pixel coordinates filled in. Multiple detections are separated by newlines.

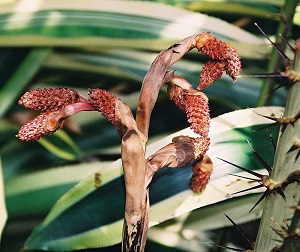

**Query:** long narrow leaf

left=0, top=158, right=7, bottom=242
left=0, top=48, right=51, bottom=117
left=0, top=0, right=264, bottom=47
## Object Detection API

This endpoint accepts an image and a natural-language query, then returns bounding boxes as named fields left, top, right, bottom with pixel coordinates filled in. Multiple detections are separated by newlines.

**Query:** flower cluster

left=168, top=78, right=210, bottom=139
left=17, top=113, right=57, bottom=141
left=17, top=88, right=93, bottom=141
left=189, top=155, right=213, bottom=193
left=197, top=32, right=242, bottom=90
left=19, top=88, right=81, bottom=112
left=88, top=88, right=117, bottom=125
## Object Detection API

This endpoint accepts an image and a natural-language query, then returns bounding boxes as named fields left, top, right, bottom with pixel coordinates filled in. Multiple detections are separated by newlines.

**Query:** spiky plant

left=1, top=1, right=300, bottom=252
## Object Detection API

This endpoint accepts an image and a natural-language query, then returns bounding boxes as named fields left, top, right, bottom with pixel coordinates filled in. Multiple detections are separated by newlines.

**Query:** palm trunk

left=254, top=40, right=300, bottom=252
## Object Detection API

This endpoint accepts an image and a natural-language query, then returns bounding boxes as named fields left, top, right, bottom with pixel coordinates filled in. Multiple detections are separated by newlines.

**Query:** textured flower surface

left=190, top=155, right=213, bottom=193
left=19, top=88, right=81, bottom=112
left=199, top=61, right=226, bottom=90
left=16, top=113, right=59, bottom=141
left=185, top=92, right=210, bottom=137
left=17, top=88, right=94, bottom=141
left=197, top=32, right=242, bottom=89
left=88, top=88, right=117, bottom=125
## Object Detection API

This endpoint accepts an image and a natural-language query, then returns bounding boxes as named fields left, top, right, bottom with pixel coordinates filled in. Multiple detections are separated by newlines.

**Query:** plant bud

left=88, top=88, right=117, bottom=124
left=185, top=92, right=210, bottom=137
left=190, top=155, right=213, bottom=193
left=19, top=88, right=80, bottom=112
left=16, top=113, right=59, bottom=141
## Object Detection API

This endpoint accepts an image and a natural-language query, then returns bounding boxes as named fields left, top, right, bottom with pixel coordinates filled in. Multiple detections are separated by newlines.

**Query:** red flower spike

left=199, top=33, right=232, bottom=60
left=185, top=92, right=210, bottom=137
left=193, top=136, right=210, bottom=160
left=190, top=155, right=213, bottom=193
left=16, top=112, right=60, bottom=141
left=199, top=60, right=226, bottom=90
left=226, top=56, right=242, bottom=81
left=19, top=88, right=81, bottom=112
left=88, top=89, right=117, bottom=124
left=197, top=33, right=241, bottom=85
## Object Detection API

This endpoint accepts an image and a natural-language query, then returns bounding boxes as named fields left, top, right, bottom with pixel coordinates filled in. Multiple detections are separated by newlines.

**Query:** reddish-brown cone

left=190, top=155, right=213, bottom=193
left=197, top=33, right=242, bottom=87
left=185, top=93, right=210, bottom=137
left=192, top=136, right=210, bottom=160
left=168, top=82, right=210, bottom=138
left=88, top=89, right=117, bottom=124
left=16, top=113, right=59, bottom=141
left=199, top=60, right=227, bottom=90
left=19, top=88, right=80, bottom=112
left=199, top=33, right=236, bottom=61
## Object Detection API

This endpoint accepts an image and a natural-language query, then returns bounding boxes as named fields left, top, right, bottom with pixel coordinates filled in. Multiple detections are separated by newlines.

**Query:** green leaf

left=0, top=48, right=51, bottom=118
left=186, top=1, right=280, bottom=20
left=5, top=160, right=113, bottom=217
left=23, top=107, right=282, bottom=250
left=38, top=130, right=81, bottom=161
left=0, top=0, right=264, bottom=47
left=147, top=194, right=264, bottom=251
left=0, top=158, right=7, bottom=242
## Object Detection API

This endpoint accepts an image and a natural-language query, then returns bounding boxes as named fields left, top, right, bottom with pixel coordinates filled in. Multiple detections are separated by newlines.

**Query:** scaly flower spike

left=17, top=88, right=94, bottom=141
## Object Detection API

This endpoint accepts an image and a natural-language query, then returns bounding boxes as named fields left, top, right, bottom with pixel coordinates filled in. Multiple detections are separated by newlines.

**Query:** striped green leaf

left=0, top=0, right=264, bottom=48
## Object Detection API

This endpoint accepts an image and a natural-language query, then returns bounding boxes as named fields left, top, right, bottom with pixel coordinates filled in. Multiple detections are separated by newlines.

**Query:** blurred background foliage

left=0, top=0, right=299, bottom=251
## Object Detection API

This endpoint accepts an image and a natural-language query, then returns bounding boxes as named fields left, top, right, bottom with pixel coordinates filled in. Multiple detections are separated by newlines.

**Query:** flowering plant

left=17, top=33, right=241, bottom=252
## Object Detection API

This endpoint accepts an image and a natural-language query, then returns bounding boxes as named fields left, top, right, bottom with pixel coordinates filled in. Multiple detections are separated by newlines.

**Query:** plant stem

left=253, top=40, right=300, bottom=251
left=257, top=0, right=298, bottom=106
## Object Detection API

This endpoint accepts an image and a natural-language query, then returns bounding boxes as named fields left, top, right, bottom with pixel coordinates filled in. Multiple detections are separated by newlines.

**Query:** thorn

left=229, top=173, right=261, bottom=182
left=239, top=73, right=283, bottom=78
left=271, top=83, right=287, bottom=93
left=223, top=212, right=253, bottom=247
left=246, top=140, right=272, bottom=174
left=287, top=139, right=300, bottom=161
left=250, top=109, right=300, bottom=134
left=232, top=184, right=265, bottom=196
left=254, top=23, right=291, bottom=62
left=205, top=242, right=245, bottom=251
left=276, top=188, right=286, bottom=201
left=251, top=110, right=278, bottom=122
left=279, top=33, right=295, bottom=53
left=269, top=134, right=276, bottom=154
left=252, top=122, right=278, bottom=132
left=271, top=226, right=286, bottom=239
left=249, top=190, right=268, bottom=212
left=218, top=157, right=265, bottom=179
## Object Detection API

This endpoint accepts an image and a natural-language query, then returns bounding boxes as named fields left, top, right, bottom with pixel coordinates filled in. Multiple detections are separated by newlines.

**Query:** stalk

left=257, top=0, right=298, bottom=106
left=254, top=40, right=300, bottom=251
